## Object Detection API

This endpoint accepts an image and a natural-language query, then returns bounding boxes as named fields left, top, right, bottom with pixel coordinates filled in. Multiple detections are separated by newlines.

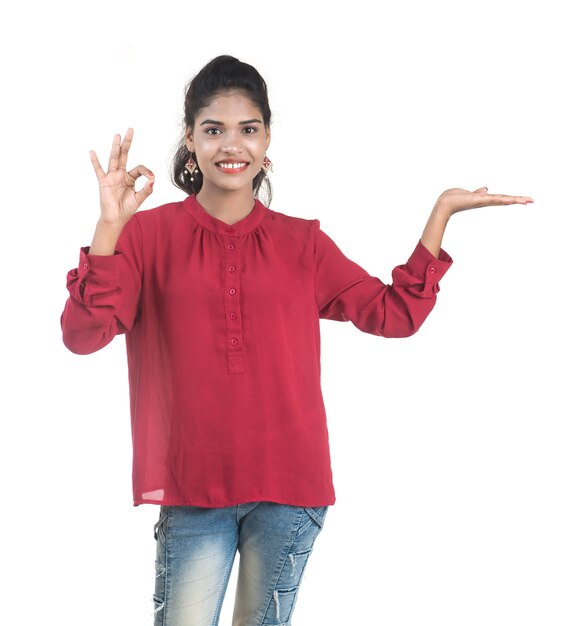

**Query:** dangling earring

left=262, top=154, right=273, bottom=174
left=184, top=152, right=199, bottom=181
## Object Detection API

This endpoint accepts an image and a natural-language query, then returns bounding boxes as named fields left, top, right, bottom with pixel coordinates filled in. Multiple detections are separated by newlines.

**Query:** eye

left=205, top=128, right=221, bottom=136
left=242, top=126, right=257, bottom=134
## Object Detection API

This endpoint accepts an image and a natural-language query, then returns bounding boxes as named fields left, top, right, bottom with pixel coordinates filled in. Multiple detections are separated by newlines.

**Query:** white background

left=1, top=0, right=582, bottom=624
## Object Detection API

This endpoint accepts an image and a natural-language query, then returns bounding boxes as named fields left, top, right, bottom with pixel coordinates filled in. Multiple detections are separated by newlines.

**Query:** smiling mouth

left=216, top=161, right=249, bottom=173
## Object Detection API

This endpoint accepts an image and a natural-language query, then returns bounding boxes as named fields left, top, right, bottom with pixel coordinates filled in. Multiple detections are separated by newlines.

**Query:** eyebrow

left=199, top=119, right=263, bottom=126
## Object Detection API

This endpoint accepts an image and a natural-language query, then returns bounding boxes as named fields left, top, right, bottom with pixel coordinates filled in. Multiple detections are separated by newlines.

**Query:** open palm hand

left=436, top=186, right=533, bottom=217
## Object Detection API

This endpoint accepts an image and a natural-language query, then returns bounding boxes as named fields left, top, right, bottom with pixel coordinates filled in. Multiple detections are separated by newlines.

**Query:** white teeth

left=218, top=162, right=247, bottom=169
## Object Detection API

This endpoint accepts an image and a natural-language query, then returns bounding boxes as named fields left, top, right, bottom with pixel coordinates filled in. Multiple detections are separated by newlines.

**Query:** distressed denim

left=152, top=501, right=329, bottom=626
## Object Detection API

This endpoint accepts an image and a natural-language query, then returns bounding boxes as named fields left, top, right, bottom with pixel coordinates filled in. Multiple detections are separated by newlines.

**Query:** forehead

left=195, top=90, right=264, bottom=122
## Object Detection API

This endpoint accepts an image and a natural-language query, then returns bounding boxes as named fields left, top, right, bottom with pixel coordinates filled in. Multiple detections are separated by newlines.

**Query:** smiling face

left=185, top=90, right=271, bottom=198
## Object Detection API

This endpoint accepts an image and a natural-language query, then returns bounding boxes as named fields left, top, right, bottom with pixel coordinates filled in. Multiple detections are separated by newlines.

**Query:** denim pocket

left=297, top=506, right=328, bottom=536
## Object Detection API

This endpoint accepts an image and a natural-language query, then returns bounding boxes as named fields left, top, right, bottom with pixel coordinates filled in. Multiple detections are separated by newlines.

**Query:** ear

left=265, top=125, right=271, bottom=150
left=185, top=126, right=194, bottom=152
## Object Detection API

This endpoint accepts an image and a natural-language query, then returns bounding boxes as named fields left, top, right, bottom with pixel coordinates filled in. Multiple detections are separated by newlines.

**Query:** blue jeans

left=152, top=501, right=329, bottom=625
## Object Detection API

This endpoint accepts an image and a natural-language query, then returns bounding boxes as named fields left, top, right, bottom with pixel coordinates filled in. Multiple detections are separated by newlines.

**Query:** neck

left=196, top=185, right=256, bottom=225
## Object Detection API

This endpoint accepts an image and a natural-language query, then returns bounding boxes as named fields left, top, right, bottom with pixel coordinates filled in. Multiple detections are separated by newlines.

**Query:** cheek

left=193, top=142, right=216, bottom=162
left=246, top=136, right=268, bottom=155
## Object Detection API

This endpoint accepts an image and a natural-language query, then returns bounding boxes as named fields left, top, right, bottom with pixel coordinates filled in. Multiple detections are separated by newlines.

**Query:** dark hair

left=171, top=55, right=272, bottom=206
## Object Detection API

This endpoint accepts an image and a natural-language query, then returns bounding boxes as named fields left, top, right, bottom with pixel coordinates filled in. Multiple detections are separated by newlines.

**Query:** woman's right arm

left=60, top=129, right=155, bottom=354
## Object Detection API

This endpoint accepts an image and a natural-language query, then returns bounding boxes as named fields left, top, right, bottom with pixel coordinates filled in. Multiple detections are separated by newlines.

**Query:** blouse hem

left=133, top=496, right=336, bottom=508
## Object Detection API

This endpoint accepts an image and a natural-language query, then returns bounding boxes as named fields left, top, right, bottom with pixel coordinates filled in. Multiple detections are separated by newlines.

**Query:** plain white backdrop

left=1, top=0, right=582, bottom=624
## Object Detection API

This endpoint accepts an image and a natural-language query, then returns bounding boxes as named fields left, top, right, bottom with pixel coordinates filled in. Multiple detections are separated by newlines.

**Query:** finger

left=107, top=133, right=122, bottom=173
left=512, top=196, right=534, bottom=204
left=118, top=128, right=134, bottom=170
left=134, top=176, right=155, bottom=207
left=473, top=186, right=488, bottom=193
left=486, top=194, right=534, bottom=205
left=127, top=164, right=155, bottom=182
left=89, top=150, right=106, bottom=179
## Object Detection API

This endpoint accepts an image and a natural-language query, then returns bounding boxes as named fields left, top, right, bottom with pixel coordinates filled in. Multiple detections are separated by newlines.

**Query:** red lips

left=215, top=160, right=249, bottom=174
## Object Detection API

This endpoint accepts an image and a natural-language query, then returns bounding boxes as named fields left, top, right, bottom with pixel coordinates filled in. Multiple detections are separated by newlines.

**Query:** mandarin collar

left=183, top=194, right=268, bottom=237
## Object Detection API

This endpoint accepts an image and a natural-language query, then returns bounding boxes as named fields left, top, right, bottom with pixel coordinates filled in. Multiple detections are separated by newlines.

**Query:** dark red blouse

left=61, top=195, right=452, bottom=507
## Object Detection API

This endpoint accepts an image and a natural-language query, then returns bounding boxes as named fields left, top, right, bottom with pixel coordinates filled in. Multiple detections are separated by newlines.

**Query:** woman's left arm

left=421, top=186, right=534, bottom=258
left=313, top=186, right=533, bottom=339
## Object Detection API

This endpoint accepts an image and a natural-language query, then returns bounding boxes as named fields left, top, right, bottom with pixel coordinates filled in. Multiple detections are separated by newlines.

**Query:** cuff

left=406, top=240, right=452, bottom=278
left=77, top=246, right=121, bottom=281
left=396, top=240, right=453, bottom=296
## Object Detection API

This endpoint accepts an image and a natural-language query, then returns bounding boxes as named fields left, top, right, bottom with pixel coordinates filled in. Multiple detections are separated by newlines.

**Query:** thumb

left=473, top=186, right=488, bottom=193
left=135, top=176, right=155, bottom=207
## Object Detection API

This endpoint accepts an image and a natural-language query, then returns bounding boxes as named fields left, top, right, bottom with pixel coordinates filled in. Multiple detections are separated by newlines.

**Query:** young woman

left=60, top=55, right=533, bottom=625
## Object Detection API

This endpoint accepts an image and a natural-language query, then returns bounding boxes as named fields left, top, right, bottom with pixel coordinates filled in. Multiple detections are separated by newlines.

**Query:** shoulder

left=133, top=197, right=188, bottom=229
left=263, top=206, right=319, bottom=234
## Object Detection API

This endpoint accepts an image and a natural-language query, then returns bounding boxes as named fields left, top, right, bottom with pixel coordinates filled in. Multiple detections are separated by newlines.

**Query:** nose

left=220, top=142, right=242, bottom=154
left=220, top=130, right=243, bottom=154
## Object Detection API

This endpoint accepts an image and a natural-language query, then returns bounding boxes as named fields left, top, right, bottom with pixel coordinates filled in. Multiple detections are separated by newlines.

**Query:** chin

left=205, top=175, right=256, bottom=194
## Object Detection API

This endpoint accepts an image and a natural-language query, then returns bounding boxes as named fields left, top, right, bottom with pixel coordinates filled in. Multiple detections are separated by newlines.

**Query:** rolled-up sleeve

left=60, top=215, right=143, bottom=354
left=313, top=220, right=452, bottom=338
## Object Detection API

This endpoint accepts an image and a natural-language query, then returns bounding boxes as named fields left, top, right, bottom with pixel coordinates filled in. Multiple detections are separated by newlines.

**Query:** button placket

left=224, top=231, right=244, bottom=374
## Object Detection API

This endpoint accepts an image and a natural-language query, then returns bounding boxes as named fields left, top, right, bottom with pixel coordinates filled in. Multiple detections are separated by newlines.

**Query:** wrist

left=432, top=200, right=453, bottom=221
left=420, top=202, right=452, bottom=258
left=90, top=219, right=126, bottom=256
left=96, top=217, right=127, bottom=231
